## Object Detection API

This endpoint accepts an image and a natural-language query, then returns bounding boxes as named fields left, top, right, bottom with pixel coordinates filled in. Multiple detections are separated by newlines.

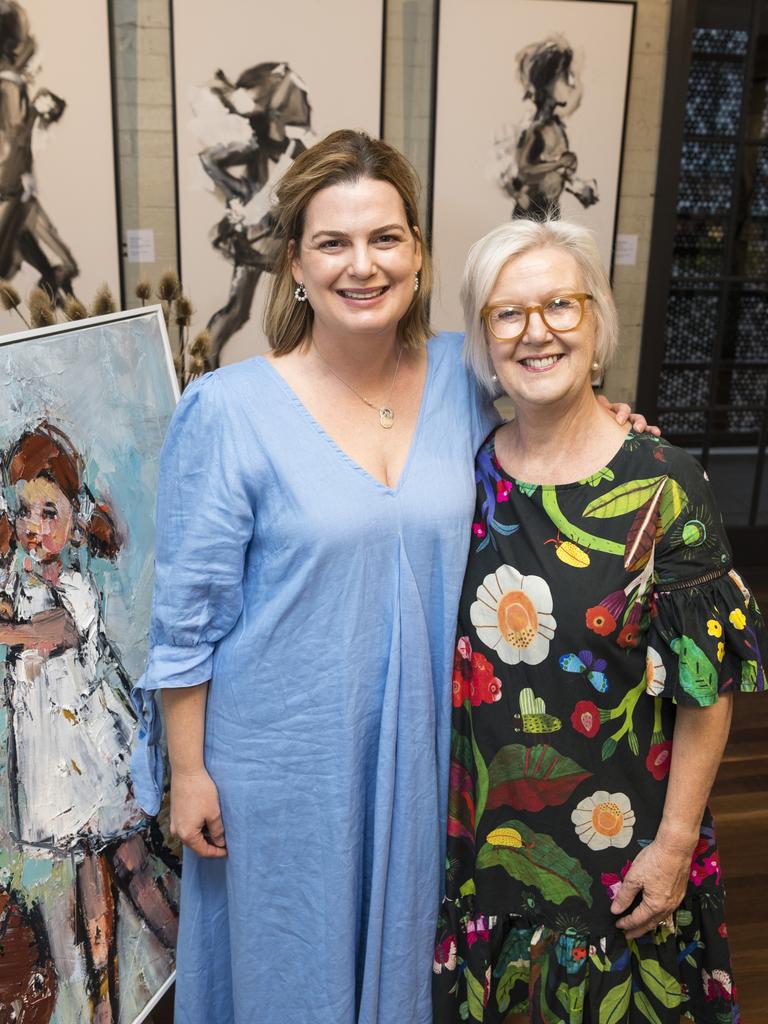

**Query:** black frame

left=107, top=0, right=126, bottom=307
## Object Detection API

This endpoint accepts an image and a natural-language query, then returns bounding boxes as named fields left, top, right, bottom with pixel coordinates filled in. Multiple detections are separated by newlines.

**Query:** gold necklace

left=313, top=344, right=403, bottom=429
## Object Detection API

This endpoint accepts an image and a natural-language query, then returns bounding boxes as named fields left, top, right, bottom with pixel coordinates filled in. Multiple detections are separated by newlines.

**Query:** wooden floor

left=709, top=566, right=768, bottom=1023
left=148, top=571, right=768, bottom=1024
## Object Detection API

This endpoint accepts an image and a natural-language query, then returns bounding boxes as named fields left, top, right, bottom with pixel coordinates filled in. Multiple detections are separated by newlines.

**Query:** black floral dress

left=433, top=431, right=766, bottom=1024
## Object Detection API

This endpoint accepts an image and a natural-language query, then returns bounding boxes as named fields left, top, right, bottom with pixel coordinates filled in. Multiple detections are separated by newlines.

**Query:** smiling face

left=14, top=477, right=74, bottom=563
left=487, top=246, right=597, bottom=411
left=291, top=177, right=422, bottom=346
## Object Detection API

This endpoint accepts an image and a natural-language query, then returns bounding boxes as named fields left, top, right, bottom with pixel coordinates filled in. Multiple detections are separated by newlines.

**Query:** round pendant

left=379, top=407, right=395, bottom=429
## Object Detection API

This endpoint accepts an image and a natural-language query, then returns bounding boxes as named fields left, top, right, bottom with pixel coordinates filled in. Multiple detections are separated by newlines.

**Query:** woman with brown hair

left=132, top=130, right=646, bottom=1024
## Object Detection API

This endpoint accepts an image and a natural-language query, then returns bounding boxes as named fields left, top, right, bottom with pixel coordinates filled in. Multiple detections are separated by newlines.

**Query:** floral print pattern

left=571, top=790, right=636, bottom=850
left=434, top=432, right=765, bottom=1023
left=470, top=565, right=556, bottom=666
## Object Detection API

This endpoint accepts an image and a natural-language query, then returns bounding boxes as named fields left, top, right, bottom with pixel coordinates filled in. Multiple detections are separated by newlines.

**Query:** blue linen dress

left=131, top=333, right=498, bottom=1024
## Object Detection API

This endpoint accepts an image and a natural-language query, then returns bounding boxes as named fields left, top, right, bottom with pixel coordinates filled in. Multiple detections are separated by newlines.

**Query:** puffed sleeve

left=644, top=450, right=767, bottom=707
left=130, top=372, right=256, bottom=813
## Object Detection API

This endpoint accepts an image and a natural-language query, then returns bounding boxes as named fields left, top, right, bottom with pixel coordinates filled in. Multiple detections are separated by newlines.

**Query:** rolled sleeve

left=131, top=372, right=256, bottom=815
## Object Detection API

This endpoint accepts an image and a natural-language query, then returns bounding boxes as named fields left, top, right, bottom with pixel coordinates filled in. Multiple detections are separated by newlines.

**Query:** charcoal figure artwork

left=0, top=0, right=121, bottom=332
left=498, top=35, right=600, bottom=220
left=0, top=0, right=77, bottom=305
left=0, top=310, right=179, bottom=1024
left=196, top=62, right=313, bottom=367
left=431, top=0, right=635, bottom=331
left=172, top=0, right=384, bottom=365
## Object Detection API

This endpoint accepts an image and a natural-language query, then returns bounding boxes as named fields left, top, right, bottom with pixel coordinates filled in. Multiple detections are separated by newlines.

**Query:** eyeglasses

left=481, top=293, right=593, bottom=342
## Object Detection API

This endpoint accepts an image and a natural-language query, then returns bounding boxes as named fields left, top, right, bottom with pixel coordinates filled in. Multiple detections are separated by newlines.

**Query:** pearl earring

left=294, top=283, right=308, bottom=302
left=591, top=361, right=600, bottom=373
left=414, top=272, right=420, bottom=293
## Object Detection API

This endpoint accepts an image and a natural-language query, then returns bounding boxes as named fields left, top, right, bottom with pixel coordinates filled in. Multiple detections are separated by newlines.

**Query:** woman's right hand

left=169, top=768, right=227, bottom=858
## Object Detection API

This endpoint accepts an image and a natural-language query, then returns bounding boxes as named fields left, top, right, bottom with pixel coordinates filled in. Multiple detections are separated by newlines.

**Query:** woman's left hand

left=598, top=394, right=661, bottom=436
left=610, top=834, right=693, bottom=939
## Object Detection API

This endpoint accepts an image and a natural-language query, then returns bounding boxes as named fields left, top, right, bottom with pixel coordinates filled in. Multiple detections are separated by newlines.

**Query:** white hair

left=461, top=218, right=619, bottom=394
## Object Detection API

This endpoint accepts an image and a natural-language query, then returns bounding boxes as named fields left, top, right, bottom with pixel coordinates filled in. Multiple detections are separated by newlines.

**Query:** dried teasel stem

left=174, top=294, right=194, bottom=370
left=157, top=270, right=181, bottom=303
left=135, top=279, right=152, bottom=305
left=63, top=296, right=88, bottom=321
left=90, top=284, right=116, bottom=317
left=189, top=329, right=211, bottom=359
left=28, top=287, right=57, bottom=328
left=157, top=270, right=181, bottom=328
left=0, top=280, right=30, bottom=327
left=185, top=353, right=208, bottom=386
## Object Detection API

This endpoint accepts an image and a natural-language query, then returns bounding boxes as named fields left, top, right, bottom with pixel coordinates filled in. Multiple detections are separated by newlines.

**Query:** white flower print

left=571, top=790, right=636, bottom=850
left=470, top=564, right=556, bottom=666
left=645, top=646, right=666, bottom=696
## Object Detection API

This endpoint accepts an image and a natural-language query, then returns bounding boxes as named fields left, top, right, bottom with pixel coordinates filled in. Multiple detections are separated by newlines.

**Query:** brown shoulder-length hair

left=264, top=129, right=433, bottom=354
left=7, top=423, right=121, bottom=560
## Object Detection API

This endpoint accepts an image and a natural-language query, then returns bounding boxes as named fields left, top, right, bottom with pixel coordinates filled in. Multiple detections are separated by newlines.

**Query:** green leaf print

left=537, top=959, right=565, bottom=1024
left=496, top=962, right=528, bottom=1013
left=472, top=727, right=490, bottom=823
left=579, top=467, right=615, bottom=487
left=556, top=979, right=586, bottom=1016
left=657, top=478, right=688, bottom=535
left=517, top=481, right=539, bottom=497
left=452, top=730, right=474, bottom=773
left=583, top=477, right=665, bottom=519
left=599, top=976, right=631, bottom=1024
left=541, top=489, right=625, bottom=556
left=670, top=636, right=718, bottom=704
left=477, top=819, right=593, bottom=906
left=486, top=743, right=592, bottom=813
left=634, top=990, right=663, bottom=1024
left=636, top=957, right=684, bottom=1007
left=741, top=659, right=758, bottom=692
left=465, top=966, right=486, bottom=1021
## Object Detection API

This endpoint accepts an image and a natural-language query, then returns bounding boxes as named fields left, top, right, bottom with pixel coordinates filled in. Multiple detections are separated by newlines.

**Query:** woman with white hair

left=432, top=218, right=765, bottom=1023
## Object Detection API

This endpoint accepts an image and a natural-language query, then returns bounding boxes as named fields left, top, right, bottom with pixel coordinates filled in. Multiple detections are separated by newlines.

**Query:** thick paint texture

left=0, top=313, right=179, bottom=1024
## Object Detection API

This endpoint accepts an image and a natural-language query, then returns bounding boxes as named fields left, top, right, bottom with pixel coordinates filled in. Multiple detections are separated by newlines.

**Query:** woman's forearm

left=162, top=683, right=209, bottom=776
left=161, top=682, right=227, bottom=857
left=657, top=695, right=733, bottom=851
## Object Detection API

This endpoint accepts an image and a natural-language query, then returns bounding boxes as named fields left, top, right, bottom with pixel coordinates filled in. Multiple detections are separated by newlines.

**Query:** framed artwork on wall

left=171, top=0, right=385, bottom=367
left=430, top=0, right=636, bottom=332
left=0, top=0, right=123, bottom=333
left=0, top=308, right=179, bottom=1024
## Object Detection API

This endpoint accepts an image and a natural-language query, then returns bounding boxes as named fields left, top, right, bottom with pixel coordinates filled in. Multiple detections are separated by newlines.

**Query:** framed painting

left=0, top=1, right=123, bottom=332
left=430, top=0, right=636, bottom=331
left=171, top=0, right=385, bottom=366
left=0, top=308, right=179, bottom=1024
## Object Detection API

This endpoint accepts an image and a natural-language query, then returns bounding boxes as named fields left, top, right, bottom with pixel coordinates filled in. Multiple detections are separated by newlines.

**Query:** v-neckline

left=256, top=344, right=433, bottom=495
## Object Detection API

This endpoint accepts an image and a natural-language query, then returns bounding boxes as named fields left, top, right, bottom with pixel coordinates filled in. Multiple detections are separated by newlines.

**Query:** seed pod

left=190, top=330, right=211, bottom=358
left=90, top=284, right=116, bottom=317
left=0, top=280, right=21, bottom=311
left=175, top=295, right=193, bottom=326
left=29, top=287, right=56, bottom=327
left=64, top=296, right=88, bottom=321
left=157, top=270, right=181, bottom=302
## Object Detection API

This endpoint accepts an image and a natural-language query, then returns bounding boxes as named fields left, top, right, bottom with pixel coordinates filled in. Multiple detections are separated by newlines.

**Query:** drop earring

left=294, top=283, right=308, bottom=302
left=414, top=272, right=420, bottom=293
